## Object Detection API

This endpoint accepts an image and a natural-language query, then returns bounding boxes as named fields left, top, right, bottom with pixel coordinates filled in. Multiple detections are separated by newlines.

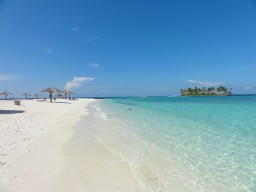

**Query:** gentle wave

left=91, top=96, right=256, bottom=192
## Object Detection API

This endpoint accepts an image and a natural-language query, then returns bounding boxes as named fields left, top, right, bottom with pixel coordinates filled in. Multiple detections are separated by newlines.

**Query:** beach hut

left=41, top=87, right=61, bottom=102
left=0, top=90, right=13, bottom=100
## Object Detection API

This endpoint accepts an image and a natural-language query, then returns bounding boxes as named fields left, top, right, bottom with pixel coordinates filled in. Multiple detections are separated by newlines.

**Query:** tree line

left=180, top=86, right=232, bottom=96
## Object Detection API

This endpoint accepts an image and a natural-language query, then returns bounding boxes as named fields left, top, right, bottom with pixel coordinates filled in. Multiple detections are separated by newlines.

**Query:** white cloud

left=187, top=80, right=225, bottom=87
left=85, top=36, right=101, bottom=43
left=0, top=75, right=19, bottom=82
left=88, top=63, right=99, bottom=68
left=72, top=26, right=80, bottom=32
left=64, top=77, right=95, bottom=90
left=44, top=48, right=55, bottom=54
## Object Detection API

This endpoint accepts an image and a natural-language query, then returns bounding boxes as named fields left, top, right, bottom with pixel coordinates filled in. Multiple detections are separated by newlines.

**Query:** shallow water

left=92, top=96, right=256, bottom=192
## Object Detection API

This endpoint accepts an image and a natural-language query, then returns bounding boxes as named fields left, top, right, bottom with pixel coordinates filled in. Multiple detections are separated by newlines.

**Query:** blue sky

left=1, top=0, right=256, bottom=97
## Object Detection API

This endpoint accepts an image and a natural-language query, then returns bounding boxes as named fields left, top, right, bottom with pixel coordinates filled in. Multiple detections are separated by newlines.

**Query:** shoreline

left=0, top=98, right=140, bottom=192
left=54, top=103, right=140, bottom=191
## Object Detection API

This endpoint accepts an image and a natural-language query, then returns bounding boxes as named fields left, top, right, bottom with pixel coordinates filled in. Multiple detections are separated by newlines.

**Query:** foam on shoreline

left=54, top=103, right=140, bottom=191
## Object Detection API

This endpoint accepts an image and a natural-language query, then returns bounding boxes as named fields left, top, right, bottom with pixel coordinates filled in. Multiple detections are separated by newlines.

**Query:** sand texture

left=0, top=99, right=95, bottom=191
left=0, top=99, right=140, bottom=192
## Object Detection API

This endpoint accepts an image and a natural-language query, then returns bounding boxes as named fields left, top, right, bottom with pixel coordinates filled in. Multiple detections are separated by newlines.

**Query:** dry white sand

left=0, top=98, right=140, bottom=192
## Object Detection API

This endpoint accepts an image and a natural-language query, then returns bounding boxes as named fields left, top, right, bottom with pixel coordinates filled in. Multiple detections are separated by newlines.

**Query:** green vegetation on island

left=180, top=86, right=232, bottom=96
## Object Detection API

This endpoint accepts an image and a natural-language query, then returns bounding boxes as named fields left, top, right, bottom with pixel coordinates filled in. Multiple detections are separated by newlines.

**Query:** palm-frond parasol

left=34, top=94, right=40, bottom=99
left=22, top=92, right=31, bottom=100
left=41, top=87, right=61, bottom=102
left=62, top=90, right=74, bottom=100
left=0, top=90, right=13, bottom=100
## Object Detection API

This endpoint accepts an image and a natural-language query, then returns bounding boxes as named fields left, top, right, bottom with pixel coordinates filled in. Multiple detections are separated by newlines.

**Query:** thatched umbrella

left=62, top=90, right=73, bottom=100
left=41, top=87, right=61, bottom=102
left=22, top=92, right=31, bottom=100
left=0, top=90, right=13, bottom=100
left=34, top=94, right=40, bottom=99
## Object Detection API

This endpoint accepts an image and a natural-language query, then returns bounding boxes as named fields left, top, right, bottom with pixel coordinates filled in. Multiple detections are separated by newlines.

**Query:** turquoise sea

left=91, top=96, right=256, bottom=192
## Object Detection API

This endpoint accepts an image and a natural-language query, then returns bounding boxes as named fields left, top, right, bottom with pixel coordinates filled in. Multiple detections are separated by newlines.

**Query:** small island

left=180, top=86, right=232, bottom=96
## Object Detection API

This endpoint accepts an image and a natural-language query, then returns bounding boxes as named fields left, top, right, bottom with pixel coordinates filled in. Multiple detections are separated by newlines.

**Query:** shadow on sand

left=0, top=110, right=25, bottom=114
left=51, top=101, right=71, bottom=104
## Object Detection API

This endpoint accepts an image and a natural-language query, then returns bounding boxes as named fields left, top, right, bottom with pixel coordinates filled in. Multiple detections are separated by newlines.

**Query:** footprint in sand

left=0, top=161, right=6, bottom=165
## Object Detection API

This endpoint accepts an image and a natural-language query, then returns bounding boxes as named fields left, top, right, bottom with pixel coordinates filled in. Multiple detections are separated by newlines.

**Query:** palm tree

left=217, top=86, right=221, bottom=93
left=187, top=87, right=193, bottom=95
left=181, top=85, right=232, bottom=96
left=180, top=89, right=185, bottom=96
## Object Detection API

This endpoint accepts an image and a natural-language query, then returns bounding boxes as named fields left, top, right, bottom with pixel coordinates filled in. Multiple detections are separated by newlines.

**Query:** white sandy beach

left=0, top=99, right=139, bottom=192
